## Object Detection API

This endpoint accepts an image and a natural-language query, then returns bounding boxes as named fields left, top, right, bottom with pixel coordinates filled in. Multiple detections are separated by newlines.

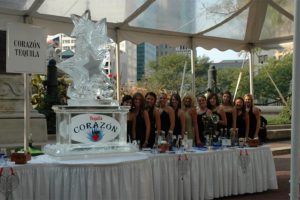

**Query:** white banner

left=71, top=114, right=121, bottom=143
left=6, top=23, right=46, bottom=74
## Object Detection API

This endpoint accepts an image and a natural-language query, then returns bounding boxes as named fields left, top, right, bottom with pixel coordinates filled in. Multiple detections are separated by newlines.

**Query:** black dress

left=160, top=110, right=170, bottom=135
left=225, top=111, right=233, bottom=131
left=136, top=111, right=146, bottom=147
left=127, top=119, right=133, bottom=142
left=147, top=107, right=156, bottom=148
left=197, top=111, right=207, bottom=143
left=236, top=111, right=246, bottom=138
left=248, top=108, right=257, bottom=139
left=173, top=109, right=182, bottom=138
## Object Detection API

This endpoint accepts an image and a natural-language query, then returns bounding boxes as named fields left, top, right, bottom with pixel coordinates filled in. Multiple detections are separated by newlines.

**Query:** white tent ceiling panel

left=204, top=8, right=249, bottom=40
left=0, top=0, right=34, bottom=11
left=260, top=5, right=294, bottom=40
left=37, top=0, right=147, bottom=23
left=0, top=0, right=295, bottom=51
left=116, top=29, right=192, bottom=48
left=129, top=0, right=250, bottom=34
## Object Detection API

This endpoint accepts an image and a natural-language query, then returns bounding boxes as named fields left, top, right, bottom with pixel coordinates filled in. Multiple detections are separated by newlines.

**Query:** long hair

left=197, top=95, right=207, bottom=108
left=244, top=93, right=254, bottom=107
left=207, top=93, right=220, bottom=110
left=131, top=92, right=145, bottom=114
left=182, top=94, right=195, bottom=109
left=145, top=92, right=157, bottom=109
left=170, top=93, right=182, bottom=109
left=235, top=97, right=246, bottom=113
left=158, top=92, right=168, bottom=106
left=222, top=90, right=233, bottom=106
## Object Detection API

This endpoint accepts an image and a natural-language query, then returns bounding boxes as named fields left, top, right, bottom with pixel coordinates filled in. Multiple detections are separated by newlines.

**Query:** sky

left=196, top=47, right=244, bottom=63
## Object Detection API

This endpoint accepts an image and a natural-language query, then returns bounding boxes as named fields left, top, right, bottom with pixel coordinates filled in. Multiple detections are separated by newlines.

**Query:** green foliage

left=138, top=54, right=212, bottom=94
left=31, top=75, right=47, bottom=110
left=279, top=96, right=292, bottom=123
left=31, top=73, right=69, bottom=134
left=216, top=53, right=292, bottom=102
left=265, top=97, right=291, bottom=125
left=254, top=54, right=292, bottom=102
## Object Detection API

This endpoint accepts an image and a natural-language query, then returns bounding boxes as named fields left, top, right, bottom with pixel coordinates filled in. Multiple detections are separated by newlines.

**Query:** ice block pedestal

left=43, top=105, right=138, bottom=159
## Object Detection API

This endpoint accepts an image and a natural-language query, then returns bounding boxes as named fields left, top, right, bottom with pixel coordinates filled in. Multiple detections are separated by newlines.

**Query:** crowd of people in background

left=121, top=91, right=265, bottom=148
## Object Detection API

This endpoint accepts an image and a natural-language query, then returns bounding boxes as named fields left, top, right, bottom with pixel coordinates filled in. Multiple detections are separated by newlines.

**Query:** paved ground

left=219, top=140, right=291, bottom=200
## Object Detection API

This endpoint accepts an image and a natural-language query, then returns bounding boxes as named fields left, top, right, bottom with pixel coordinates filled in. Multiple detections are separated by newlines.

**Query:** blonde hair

left=182, top=94, right=196, bottom=109
left=244, top=93, right=254, bottom=107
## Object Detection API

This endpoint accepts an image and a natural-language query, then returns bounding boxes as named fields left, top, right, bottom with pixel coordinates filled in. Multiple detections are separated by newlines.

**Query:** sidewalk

left=269, top=140, right=291, bottom=155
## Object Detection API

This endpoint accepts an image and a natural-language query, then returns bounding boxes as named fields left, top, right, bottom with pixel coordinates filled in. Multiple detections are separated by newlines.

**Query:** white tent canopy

left=0, top=0, right=294, bottom=51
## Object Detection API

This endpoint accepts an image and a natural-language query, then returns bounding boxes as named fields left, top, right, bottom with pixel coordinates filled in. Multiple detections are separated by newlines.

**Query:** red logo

left=90, top=116, right=102, bottom=121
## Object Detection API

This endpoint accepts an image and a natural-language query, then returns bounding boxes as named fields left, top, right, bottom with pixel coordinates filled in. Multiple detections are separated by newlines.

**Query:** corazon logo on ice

left=71, top=114, right=121, bottom=143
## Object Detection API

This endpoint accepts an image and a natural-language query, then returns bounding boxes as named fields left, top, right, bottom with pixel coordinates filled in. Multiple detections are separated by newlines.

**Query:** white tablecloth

left=0, top=146, right=277, bottom=200
left=149, top=146, right=278, bottom=200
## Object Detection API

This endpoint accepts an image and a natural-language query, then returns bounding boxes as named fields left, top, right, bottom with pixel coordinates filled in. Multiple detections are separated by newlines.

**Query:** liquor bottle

left=159, top=130, right=165, bottom=144
left=176, top=135, right=182, bottom=148
left=171, top=135, right=177, bottom=150
left=220, top=128, right=224, bottom=137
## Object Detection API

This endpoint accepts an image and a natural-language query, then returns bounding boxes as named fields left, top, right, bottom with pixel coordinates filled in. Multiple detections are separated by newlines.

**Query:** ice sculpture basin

left=43, top=105, right=138, bottom=159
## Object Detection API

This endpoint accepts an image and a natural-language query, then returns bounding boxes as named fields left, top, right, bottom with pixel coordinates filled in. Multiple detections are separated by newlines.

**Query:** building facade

left=136, top=43, right=156, bottom=80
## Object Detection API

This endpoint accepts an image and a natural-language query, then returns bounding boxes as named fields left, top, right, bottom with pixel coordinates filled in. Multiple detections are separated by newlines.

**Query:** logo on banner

left=71, top=114, right=121, bottom=143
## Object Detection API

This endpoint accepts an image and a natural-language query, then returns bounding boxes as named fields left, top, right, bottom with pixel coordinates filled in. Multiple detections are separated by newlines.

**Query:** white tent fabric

left=0, top=0, right=299, bottom=199
left=0, top=0, right=294, bottom=51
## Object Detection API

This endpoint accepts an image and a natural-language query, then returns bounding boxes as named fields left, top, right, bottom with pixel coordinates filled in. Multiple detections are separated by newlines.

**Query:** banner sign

left=71, top=114, right=121, bottom=143
left=6, top=23, right=46, bottom=74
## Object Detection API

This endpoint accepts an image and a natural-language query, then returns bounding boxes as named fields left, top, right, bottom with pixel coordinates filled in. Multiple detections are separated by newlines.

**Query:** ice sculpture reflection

left=57, top=10, right=116, bottom=106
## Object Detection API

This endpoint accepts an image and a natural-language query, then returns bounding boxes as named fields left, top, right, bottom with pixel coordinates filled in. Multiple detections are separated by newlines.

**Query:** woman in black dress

left=158, top=93, right=175, bottom=138
left=207, top=93, right=227, bottom=135
left=145, top=92, right=161, bottom=148
left=197, top=95, right=212, bottom=143
left=244, top=94, right=260, bottom=139
left=169, top=93, right=185, bottom=139
left=130, top=92, right=150, bottom=148
left=234, top=97, right=249, bottom=138
left=220, top=91, right=237, bottom=135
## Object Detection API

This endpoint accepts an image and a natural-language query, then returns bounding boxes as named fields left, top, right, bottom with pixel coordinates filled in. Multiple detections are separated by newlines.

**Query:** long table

left=0, top=146, right=278, bottom=200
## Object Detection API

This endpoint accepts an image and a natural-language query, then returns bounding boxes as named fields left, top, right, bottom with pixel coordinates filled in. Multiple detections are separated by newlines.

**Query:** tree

left=254, top=54, right=292, bottom=103
left=216, top=53, right=292, bottom=103
left=137, top=54, right=212, bottom=95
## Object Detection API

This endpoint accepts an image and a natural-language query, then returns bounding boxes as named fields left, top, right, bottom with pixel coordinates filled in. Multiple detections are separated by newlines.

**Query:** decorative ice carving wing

left=57, top=10, right=116, bottom=106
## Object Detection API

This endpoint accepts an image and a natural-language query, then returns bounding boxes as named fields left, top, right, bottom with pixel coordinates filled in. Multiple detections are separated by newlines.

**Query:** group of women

left=121, top=91, right=261, bottom=148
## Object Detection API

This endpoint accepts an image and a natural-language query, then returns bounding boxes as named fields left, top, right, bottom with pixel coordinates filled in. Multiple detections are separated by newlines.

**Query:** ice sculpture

left=57, top=10, right=116, bottom=106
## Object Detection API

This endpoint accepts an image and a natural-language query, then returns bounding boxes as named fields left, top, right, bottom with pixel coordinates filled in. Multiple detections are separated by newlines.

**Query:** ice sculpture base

left=43, top=105, right=136, bottom=159
left=43, top=142, right=138, bottom=160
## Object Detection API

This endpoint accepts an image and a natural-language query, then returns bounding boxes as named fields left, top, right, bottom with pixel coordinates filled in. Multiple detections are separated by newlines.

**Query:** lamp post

left=208, top=65, right=217, bottom=93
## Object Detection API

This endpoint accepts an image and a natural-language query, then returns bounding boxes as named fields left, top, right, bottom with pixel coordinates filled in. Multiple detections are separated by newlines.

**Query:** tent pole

left=249, top=50, right=254, bottom=96
left=191, top=41, right=196, bottom=96
left=290, top=0, right=300, bottom=199
left=23, top=73, right=30, bottom=151
left=115, top=30, right=121, bottom=103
